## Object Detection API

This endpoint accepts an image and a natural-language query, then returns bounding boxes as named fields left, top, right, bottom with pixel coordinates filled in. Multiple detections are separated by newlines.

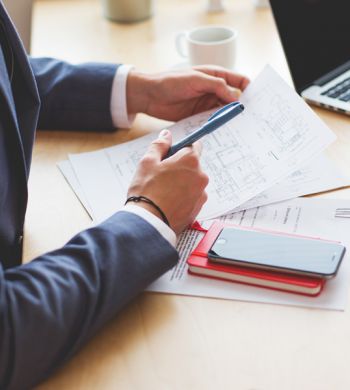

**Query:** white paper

left=57, top=160, right=94, bottom=218
left=147, top=198, right=350, bottom=311
left=199, top=64, right=336, bottom=218
left=60, top=152, right=350, bottom=224
left=233, top=154, right=350, bottom=212
left=68, top=66, right=336, bottom=222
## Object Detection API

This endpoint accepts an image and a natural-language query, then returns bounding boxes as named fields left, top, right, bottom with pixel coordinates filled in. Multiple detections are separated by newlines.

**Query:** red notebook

left=187, top=221, right=325, bottom=296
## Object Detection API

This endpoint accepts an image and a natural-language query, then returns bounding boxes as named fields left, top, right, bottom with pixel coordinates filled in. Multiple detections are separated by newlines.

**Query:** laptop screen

left=269, top=0, right=350, bottom=93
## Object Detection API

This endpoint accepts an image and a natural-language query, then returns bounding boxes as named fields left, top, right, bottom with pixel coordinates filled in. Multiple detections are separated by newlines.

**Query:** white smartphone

left=208, top=227, right=346, bottom=278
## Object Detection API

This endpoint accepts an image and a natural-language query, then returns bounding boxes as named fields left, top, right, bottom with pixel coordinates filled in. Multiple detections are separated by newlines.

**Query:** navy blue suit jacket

left=0, top=4, right=178, bottom=389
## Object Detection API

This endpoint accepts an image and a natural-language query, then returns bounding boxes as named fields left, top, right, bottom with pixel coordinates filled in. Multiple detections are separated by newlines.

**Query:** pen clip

left=207, top=101, right=240, bottom=122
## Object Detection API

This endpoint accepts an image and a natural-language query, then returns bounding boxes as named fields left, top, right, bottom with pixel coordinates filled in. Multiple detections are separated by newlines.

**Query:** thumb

left=147, top=129, right=172, bottom=161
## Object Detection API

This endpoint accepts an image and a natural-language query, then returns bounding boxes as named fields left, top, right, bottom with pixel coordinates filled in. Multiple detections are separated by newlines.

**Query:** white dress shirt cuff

left=122, top=204, right=177, bottom=247
left=111, top=64, right=136, bottom=128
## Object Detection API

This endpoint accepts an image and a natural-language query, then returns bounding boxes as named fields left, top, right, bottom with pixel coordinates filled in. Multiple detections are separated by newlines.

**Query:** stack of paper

left=59, top=65, right=349, bottom=222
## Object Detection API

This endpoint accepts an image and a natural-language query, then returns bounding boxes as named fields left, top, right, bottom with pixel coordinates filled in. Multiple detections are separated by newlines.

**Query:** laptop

left=269, top=0, right=350, bottom=115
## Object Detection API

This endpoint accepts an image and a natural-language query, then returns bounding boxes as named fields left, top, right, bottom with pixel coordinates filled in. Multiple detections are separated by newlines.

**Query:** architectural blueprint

left=233, top=154, right=349, bottom=212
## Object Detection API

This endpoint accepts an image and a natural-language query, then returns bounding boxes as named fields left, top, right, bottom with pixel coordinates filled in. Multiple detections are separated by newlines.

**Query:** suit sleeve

left=29, top=57, right=120, bottom=131
left=0, top=211, right=178, bottom=389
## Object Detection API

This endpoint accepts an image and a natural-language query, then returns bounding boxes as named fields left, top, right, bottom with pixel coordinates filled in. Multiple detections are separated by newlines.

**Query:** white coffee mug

left=175, top=25, right=238, bottom=69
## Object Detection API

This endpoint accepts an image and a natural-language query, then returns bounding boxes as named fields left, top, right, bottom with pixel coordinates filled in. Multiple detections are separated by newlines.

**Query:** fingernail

left=229, top=87, right=241, bottom=99
left=159, top=129, right=170, bottom=138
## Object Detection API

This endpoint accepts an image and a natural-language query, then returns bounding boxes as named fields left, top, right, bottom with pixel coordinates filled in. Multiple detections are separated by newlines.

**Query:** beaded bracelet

left=125, top=195, right=170, bottom=227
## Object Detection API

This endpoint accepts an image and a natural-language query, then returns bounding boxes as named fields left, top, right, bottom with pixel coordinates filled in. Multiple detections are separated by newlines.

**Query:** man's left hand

left=126, top=66, right=250, bottom=121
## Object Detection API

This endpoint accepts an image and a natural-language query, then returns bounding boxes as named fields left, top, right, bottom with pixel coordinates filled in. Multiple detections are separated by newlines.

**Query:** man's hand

left=126, top=65, right=250, bottom=121
left=127, top=130, right=209, bottom=235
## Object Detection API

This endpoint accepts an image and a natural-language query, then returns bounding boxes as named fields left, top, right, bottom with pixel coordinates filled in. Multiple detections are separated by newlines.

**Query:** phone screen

left=208, top=228, right=346, bottom=277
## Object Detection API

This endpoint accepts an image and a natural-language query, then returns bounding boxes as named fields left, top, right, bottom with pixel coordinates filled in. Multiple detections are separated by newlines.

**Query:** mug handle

left=175, top=31, right=188, bottom=58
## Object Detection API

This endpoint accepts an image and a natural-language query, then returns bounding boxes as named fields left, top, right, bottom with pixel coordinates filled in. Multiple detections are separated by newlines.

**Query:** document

left=66, top=66, right=337, bottom=222
left=147, top=198, right=350, bottom=311
left=232, top=154, right=350, bottom=212
left=59, top=154, right=349, bottom=221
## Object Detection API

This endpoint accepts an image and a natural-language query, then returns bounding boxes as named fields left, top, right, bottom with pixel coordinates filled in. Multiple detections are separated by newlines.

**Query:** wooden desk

left=29, top=1, right=350, bottom=389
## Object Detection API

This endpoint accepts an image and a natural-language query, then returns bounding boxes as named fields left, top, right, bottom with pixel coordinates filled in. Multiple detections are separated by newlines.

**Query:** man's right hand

left=127, top=129, right=209, bottom=236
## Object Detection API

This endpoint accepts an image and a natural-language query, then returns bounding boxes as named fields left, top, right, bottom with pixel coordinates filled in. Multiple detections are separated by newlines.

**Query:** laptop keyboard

left=321, top=77, right=350, bottom=102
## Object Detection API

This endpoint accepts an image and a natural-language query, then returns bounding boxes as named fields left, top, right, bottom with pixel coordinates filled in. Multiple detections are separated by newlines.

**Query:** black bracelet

left=125, top=195, right=170, bottom=227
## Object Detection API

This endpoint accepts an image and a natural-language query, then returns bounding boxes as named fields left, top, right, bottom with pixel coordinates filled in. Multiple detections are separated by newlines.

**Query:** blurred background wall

left=3, top=0, right=33, bottom=52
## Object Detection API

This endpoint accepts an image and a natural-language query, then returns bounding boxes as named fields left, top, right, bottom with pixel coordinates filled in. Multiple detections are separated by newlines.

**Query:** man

left=0, top=3, right=249, bottom=389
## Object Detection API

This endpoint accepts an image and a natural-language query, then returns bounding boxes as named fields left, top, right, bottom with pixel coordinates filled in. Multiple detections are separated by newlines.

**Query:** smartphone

left=208, top=227, right=346, bottom=278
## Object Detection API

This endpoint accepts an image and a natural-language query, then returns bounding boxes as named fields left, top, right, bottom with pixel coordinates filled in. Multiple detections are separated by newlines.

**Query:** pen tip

left=240, top=104, right=245, bottom=111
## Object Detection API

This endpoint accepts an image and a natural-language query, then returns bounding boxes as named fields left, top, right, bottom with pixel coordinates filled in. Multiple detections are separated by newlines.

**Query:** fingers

left=144, top=129, right=172, bottom=163
left=195, top=65, right=250, bottom=90
left=193, top=65, right=250, bottom=96
left=192, top=72, right=240, bottom=104
left=238, top=75, right=250, bottom=90
left=216, top=69, right=250, bottom=91
left=168, top=140, right=203, bottom=162
left=144, top=126, right=202, bottom=169
left=191, top=141, right=203, bottom=157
